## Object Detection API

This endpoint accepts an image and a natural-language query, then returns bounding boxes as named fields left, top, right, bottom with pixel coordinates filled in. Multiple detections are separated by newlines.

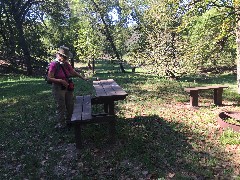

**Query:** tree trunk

left=92, top=58, right=95, bottom=74
left=237, top=24, right=240, bottom=93
left=16, top=22, right=33, bottom=75
left=18, top=23, right=33, bottom=76
left=6, top=0, right=33, bottom=75
left=119, top=62, right=126, bottom=73
left=1, top=2, right=16, bottom=57
left=91, top=0, right=126, bottom=73
left=236, top=8, right=240, bottom=93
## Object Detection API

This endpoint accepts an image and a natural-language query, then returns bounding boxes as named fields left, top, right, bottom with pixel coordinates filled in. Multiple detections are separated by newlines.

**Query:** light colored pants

left=52, top=83, right=74, bottom=125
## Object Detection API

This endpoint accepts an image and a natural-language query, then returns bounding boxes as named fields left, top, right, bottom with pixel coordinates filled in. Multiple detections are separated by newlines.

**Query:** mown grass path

left=0, top=61, right=239, bottom=179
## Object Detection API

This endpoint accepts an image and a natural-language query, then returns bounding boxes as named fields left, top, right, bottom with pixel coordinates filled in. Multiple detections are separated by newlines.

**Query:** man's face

left=58, top=53, right=68, bottom=62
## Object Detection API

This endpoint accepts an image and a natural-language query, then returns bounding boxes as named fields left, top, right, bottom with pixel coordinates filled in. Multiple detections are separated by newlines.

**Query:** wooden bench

left=118, top=62, right=139, bottom=72
left=71, top=95, right=115, bottom=149
left=184, top=85, right=228, bottom=107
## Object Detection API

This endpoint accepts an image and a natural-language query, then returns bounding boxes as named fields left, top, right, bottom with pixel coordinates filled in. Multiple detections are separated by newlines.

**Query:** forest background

left=0, top=0, right=239, bottom=84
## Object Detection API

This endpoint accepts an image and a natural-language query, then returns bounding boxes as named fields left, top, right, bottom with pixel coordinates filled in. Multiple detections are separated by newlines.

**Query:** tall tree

left=127, top=0, right=184, bottom=76
left=180, top=4, right=235, bottom=72
left=90, top=0, right=127, bottom=72
left=1, top=0, right=40, bottom=75
left=0, top=1, right=17, bottom=56
left=1, top=0, right=70, bottom=75
left=181, top=0, right=240, bottom=90
left=234, top=1, right=240, bottom=93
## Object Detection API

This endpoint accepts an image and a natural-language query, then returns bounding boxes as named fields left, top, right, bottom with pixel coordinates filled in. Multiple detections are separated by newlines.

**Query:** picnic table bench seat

left=184, top=85, right=228, bottom=107
left=71, top=95, right=115, bottom=149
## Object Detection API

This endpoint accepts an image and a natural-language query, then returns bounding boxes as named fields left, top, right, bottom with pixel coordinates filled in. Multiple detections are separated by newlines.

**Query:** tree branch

left=19, top=0, right=45, bottom=23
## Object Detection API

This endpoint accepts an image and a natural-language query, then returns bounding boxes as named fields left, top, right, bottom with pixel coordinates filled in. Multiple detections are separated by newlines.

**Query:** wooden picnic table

left=71, top=79, right=128, bottom=148
left=92, top=79, right=128, bottom=115
left=92, top=79, right=128, bottom=142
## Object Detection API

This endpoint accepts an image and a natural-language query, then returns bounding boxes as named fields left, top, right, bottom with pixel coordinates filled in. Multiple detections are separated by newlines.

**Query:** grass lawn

left=0, top=59, right=240, bottom=179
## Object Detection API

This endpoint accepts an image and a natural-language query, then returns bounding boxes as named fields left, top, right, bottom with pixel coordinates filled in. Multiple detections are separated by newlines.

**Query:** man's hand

left=61, top=79, right=69, bottom=87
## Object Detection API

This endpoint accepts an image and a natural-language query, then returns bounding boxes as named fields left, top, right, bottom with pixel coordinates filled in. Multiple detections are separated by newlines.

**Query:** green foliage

left=74, top=18, right=102, bottom=61
left=181, top=7, right=236, bottom=70
left=0, top=0, right=238, bottom=77
left=124, top=0, right=186, bottom=75
left=220, top=129, right=240, bottom=145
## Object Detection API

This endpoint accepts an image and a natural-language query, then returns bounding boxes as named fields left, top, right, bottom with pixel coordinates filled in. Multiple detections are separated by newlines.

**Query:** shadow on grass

left=0, top=72, right=238, bottom=179
left=74, top=115, right=237, bottom=179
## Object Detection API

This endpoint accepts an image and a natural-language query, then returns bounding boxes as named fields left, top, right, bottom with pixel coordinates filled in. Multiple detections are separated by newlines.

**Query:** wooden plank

left=184, top=85, right=228, bottom=92
left=73, top=96, right=83, bottom=113
left=190, top=85, right=228, bottom=90
left=71, top=96, right=83, bottom=121
left=100, top=79, right=111, bottom=85
left=94, top=80, right=114, bottom=97
left=93, top=79, right=127, bottom=98
left=110, top=83, right=127, bottom=96
left=93, top=85, right=107, bottom=96
left=103, top=84, right=116, bottom=96
left=105, top=80, right=127, bottom=96
left=106, top=79, right=114, bottom=83
left=100, top=80, right=114, bottom=96
left=93, top=81, right=107, bottom=96
left=82, top=95, right=92, bottom=120
left=108, top=80, right=127, bottom=95
left=71, top=96, right=92, bottom=122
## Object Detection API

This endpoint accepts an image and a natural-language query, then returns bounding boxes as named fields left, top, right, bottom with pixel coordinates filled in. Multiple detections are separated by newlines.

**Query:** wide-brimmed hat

left=57, top=46, right=71, bottom=58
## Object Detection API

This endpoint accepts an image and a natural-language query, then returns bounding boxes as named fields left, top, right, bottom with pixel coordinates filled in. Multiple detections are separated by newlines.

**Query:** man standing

left=48, top=46, right=87, bottom=129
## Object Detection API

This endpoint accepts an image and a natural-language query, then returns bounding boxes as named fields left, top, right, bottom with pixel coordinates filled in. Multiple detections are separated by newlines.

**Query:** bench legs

left=214, top=88, right=223, bottom=105
left=106, top=101, right=116, bottom=143
left=73, top=101, right=117, bottom=149
left=104, top=103, right=109, bottom=113
left=132, top=67, right=136, bottom=72
left=109, top=119, right=116, bottom=143
left=188, top=88, right=224, bottom=107
left=74, top=124, right=83, bottom=149
left=189, top=90, right=198, bottom=107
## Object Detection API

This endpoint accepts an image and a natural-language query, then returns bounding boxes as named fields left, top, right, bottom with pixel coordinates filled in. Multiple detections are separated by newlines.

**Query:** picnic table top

left=93, top=79, right=128, bottom=100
